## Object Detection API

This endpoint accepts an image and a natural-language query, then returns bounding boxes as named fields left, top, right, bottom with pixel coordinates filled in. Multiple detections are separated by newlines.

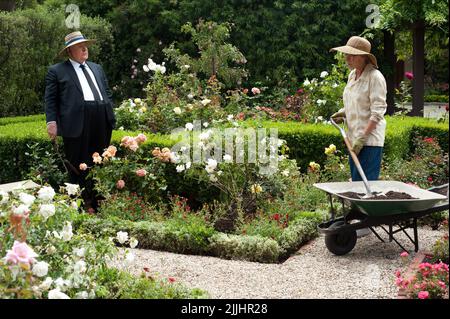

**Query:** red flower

left=405, top=72, right=414, bottom=80
left=168, top=277, right=176, bottom=283
left=445, top=104, right=449, bottom=112
left=273, top=213, right=280, bottom=221
left=428, top=176, right=433, bottom=182
left=424, top=137, right=434, bottom=144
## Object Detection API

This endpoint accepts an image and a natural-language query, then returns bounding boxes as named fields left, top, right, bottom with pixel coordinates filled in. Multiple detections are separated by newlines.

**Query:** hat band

left=65, top=35, right=86, bottom=46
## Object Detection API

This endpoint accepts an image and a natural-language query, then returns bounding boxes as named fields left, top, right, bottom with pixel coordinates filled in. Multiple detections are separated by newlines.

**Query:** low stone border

left=397, top=251, right=431, bottom=299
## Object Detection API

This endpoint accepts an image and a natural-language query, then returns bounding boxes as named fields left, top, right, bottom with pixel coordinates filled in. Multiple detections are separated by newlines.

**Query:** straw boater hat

left=330, top=36, right=378, bottom=68
left=58, top=31, right=95, bottom=56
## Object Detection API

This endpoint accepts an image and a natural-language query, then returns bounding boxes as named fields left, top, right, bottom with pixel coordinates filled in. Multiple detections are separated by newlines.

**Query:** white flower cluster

left=143, top=58, right=166, bottom=74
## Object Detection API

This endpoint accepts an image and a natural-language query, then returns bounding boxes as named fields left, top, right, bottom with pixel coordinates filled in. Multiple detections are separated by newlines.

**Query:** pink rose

left=107, top=145, right=117, bottom=157
left=4, top=241, right=38, bottom=266
left=251, top=87, right=261, bottom=95
left=79, top=163, right=88, bottom=171
left=129, top=141, right=139, bottom=152
left=405, top=72, right=414, bottom=80
left=417, top=291, right=429, bottom=299
left=400, top=251, right=409, bottom=258
left=116, top=180, right=125, bottom=189
left=136, top=169, right=147, bottom=177
left=135, top=134, right=147, bottom=144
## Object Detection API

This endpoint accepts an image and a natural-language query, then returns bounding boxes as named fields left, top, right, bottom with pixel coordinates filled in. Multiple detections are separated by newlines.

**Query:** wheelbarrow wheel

left=325, top=221, right=357, bottom=255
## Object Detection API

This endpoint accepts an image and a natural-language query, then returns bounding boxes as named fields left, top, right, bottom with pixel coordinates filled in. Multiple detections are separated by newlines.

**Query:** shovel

left=330, top=117, right=384, bottom=199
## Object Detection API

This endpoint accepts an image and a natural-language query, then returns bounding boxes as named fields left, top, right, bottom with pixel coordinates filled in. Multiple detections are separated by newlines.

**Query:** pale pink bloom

left=4, top=241, right=38, bottom=266
left=438, top=280, right=446, bottom=289
left=395, top=277, right=403, bottom=286
left=120, top=136, right=134, bottom=148
left=135, top=134, right=147, bottom=144
left=400, top=251, right=409, bottom=257
left=136, top=169, right=147, bottom=177
left=93, top=155, right=102, bottom=164
left=102, top=150, right=113, bottom=158
left=107, top=145, right=117, bottom=157
left=79, top=163, right=88, bottom=171
left=251, top=87, right=261, bottom=95
left=116, top=180, right=125, bottom=189
left=395, top=270, right=401, bottom=278
left=128, top=141, right=139, bottom=152
left=417, top=291, right=429, bottom=299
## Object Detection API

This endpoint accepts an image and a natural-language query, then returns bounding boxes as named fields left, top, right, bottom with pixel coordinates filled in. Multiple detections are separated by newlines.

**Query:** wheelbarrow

left=313, top=181, right=448, bottom=255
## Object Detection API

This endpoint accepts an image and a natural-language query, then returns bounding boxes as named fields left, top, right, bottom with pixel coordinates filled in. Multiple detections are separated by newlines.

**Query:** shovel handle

left=330, top=118, right=373, bottom=195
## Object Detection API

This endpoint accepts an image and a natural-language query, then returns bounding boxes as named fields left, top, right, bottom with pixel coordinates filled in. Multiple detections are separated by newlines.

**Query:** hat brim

left=58, top=39, right=96, bottom=57
left=330, top=45, right=378, bottom=68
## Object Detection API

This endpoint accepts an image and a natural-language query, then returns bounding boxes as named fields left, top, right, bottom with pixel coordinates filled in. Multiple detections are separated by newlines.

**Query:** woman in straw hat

left=330, top=36, right=387, bottom=182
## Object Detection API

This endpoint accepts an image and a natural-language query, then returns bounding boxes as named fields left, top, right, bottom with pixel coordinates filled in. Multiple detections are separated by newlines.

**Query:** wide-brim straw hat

left=58, top=31, right=96, bottom=57
left=330, top=36, right=378, bottom=68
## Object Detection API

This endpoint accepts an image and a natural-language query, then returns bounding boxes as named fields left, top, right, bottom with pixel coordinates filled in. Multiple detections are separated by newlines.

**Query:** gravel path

left=110, top=226, right=446, bottom=299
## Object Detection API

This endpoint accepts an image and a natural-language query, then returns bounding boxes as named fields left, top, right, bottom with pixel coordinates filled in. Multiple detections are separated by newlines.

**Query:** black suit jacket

left=44, top=60, right=116, bottom=138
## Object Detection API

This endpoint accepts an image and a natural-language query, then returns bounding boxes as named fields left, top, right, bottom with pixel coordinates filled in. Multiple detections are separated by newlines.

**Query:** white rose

left=282, top=170, right=290, bottom=177
left=303, top=79, right=311, bottom=86
left=320, top=71, right=328, bottom=78
left=48, top=288, right=70, bottom=299
left=173, top=107, right=182, bottom=114
left=185, top=123, right=194, bottom=131
left=39, top=204, right=55, bottom=221
left=116, top=231, right=129, bottom=244
left=0, top=191, right=9, bottom=204
left=176, top=165, right=185, bottom=173
left=73, top=260, right=87, bottom=274
left=73, top=247, right=85, bottom=258
left=61, top=222, right=73, bottom=242
left=223, top=154, right=232, bottom=163
left=227, top=114, right=234, bottom=121
left=143, top=65, right=150, bottom=72
left=201, top=99, right=211, bottom=106
left=129, top=238, right=139, bottom=249
left=32, top=261, right=49, bottom=277
left=13, top=204, right=30, bottom=216
left=185, top=162, right=191, bottom=169
left=187, top=93, right=194, bottom=99
left=39, top=277, right=53, bottom=291
left=64, top=183, right=80, bottom=196
left=203, top=122, right=209, bottom=128
left=38, top=186, right=55, bottom=202
left=19, top=193, right=35, bottom=206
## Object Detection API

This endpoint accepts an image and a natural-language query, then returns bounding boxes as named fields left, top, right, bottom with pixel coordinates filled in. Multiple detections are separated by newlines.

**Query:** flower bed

left=0, top=186, right=207, bottom=299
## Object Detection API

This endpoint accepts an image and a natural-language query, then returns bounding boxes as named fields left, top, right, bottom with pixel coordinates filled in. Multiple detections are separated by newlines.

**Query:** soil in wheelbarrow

left=338, top=191, right=418, bottom=200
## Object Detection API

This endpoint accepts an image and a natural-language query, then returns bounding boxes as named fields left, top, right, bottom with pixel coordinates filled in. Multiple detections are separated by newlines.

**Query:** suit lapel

left=64, top=60, right=83, bottom=95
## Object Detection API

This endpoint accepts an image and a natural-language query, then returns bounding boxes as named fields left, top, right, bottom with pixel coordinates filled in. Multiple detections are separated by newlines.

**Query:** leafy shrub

left=209, top=233, right=280, bottom=263
left=424, top=95, right=449, bottom=103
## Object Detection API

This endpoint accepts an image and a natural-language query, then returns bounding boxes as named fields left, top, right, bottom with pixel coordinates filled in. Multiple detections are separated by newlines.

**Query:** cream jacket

left=340, top=64, right=387, bottom=147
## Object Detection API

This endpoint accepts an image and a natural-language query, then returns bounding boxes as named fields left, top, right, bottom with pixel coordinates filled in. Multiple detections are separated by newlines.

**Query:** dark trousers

left=349, top=146, right=383, bottom=181
left=63, top=101, right=112, bottom=209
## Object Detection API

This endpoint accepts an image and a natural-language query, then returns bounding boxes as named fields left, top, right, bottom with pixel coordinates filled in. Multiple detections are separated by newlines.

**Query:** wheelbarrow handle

left=330, top=117, right=373, bottom=196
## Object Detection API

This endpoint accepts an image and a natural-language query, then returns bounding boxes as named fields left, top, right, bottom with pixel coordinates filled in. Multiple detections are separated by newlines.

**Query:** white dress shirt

left=69, top=59, right=104, bottom=101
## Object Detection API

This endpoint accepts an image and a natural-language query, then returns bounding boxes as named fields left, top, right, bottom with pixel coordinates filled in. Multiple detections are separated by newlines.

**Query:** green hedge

left=0, top=6, right=113, bottom=117
left=0, top=115, right=447, bottom=183
left=74, top=213, right=322, bottom=264
left=242, top=116, right=448, bottom=170
left=0, top=119, right=176, bottom=183
left=0, top=114, right=46, bottom=126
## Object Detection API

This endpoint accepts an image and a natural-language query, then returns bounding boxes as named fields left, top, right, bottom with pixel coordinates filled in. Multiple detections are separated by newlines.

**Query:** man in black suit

left=45, top=31, right=116, bottom=212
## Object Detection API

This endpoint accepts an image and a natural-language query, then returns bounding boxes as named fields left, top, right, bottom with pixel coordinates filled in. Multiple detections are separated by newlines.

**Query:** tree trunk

left=410, top=20, right=425, bottom=117
left=383, top=30, right=396, bottom=115
left=0, top=0, right=16, bottom=11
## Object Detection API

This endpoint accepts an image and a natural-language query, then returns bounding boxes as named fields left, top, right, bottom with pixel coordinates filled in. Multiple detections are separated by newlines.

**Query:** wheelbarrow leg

left=413, top=218, right=419, bottom=252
